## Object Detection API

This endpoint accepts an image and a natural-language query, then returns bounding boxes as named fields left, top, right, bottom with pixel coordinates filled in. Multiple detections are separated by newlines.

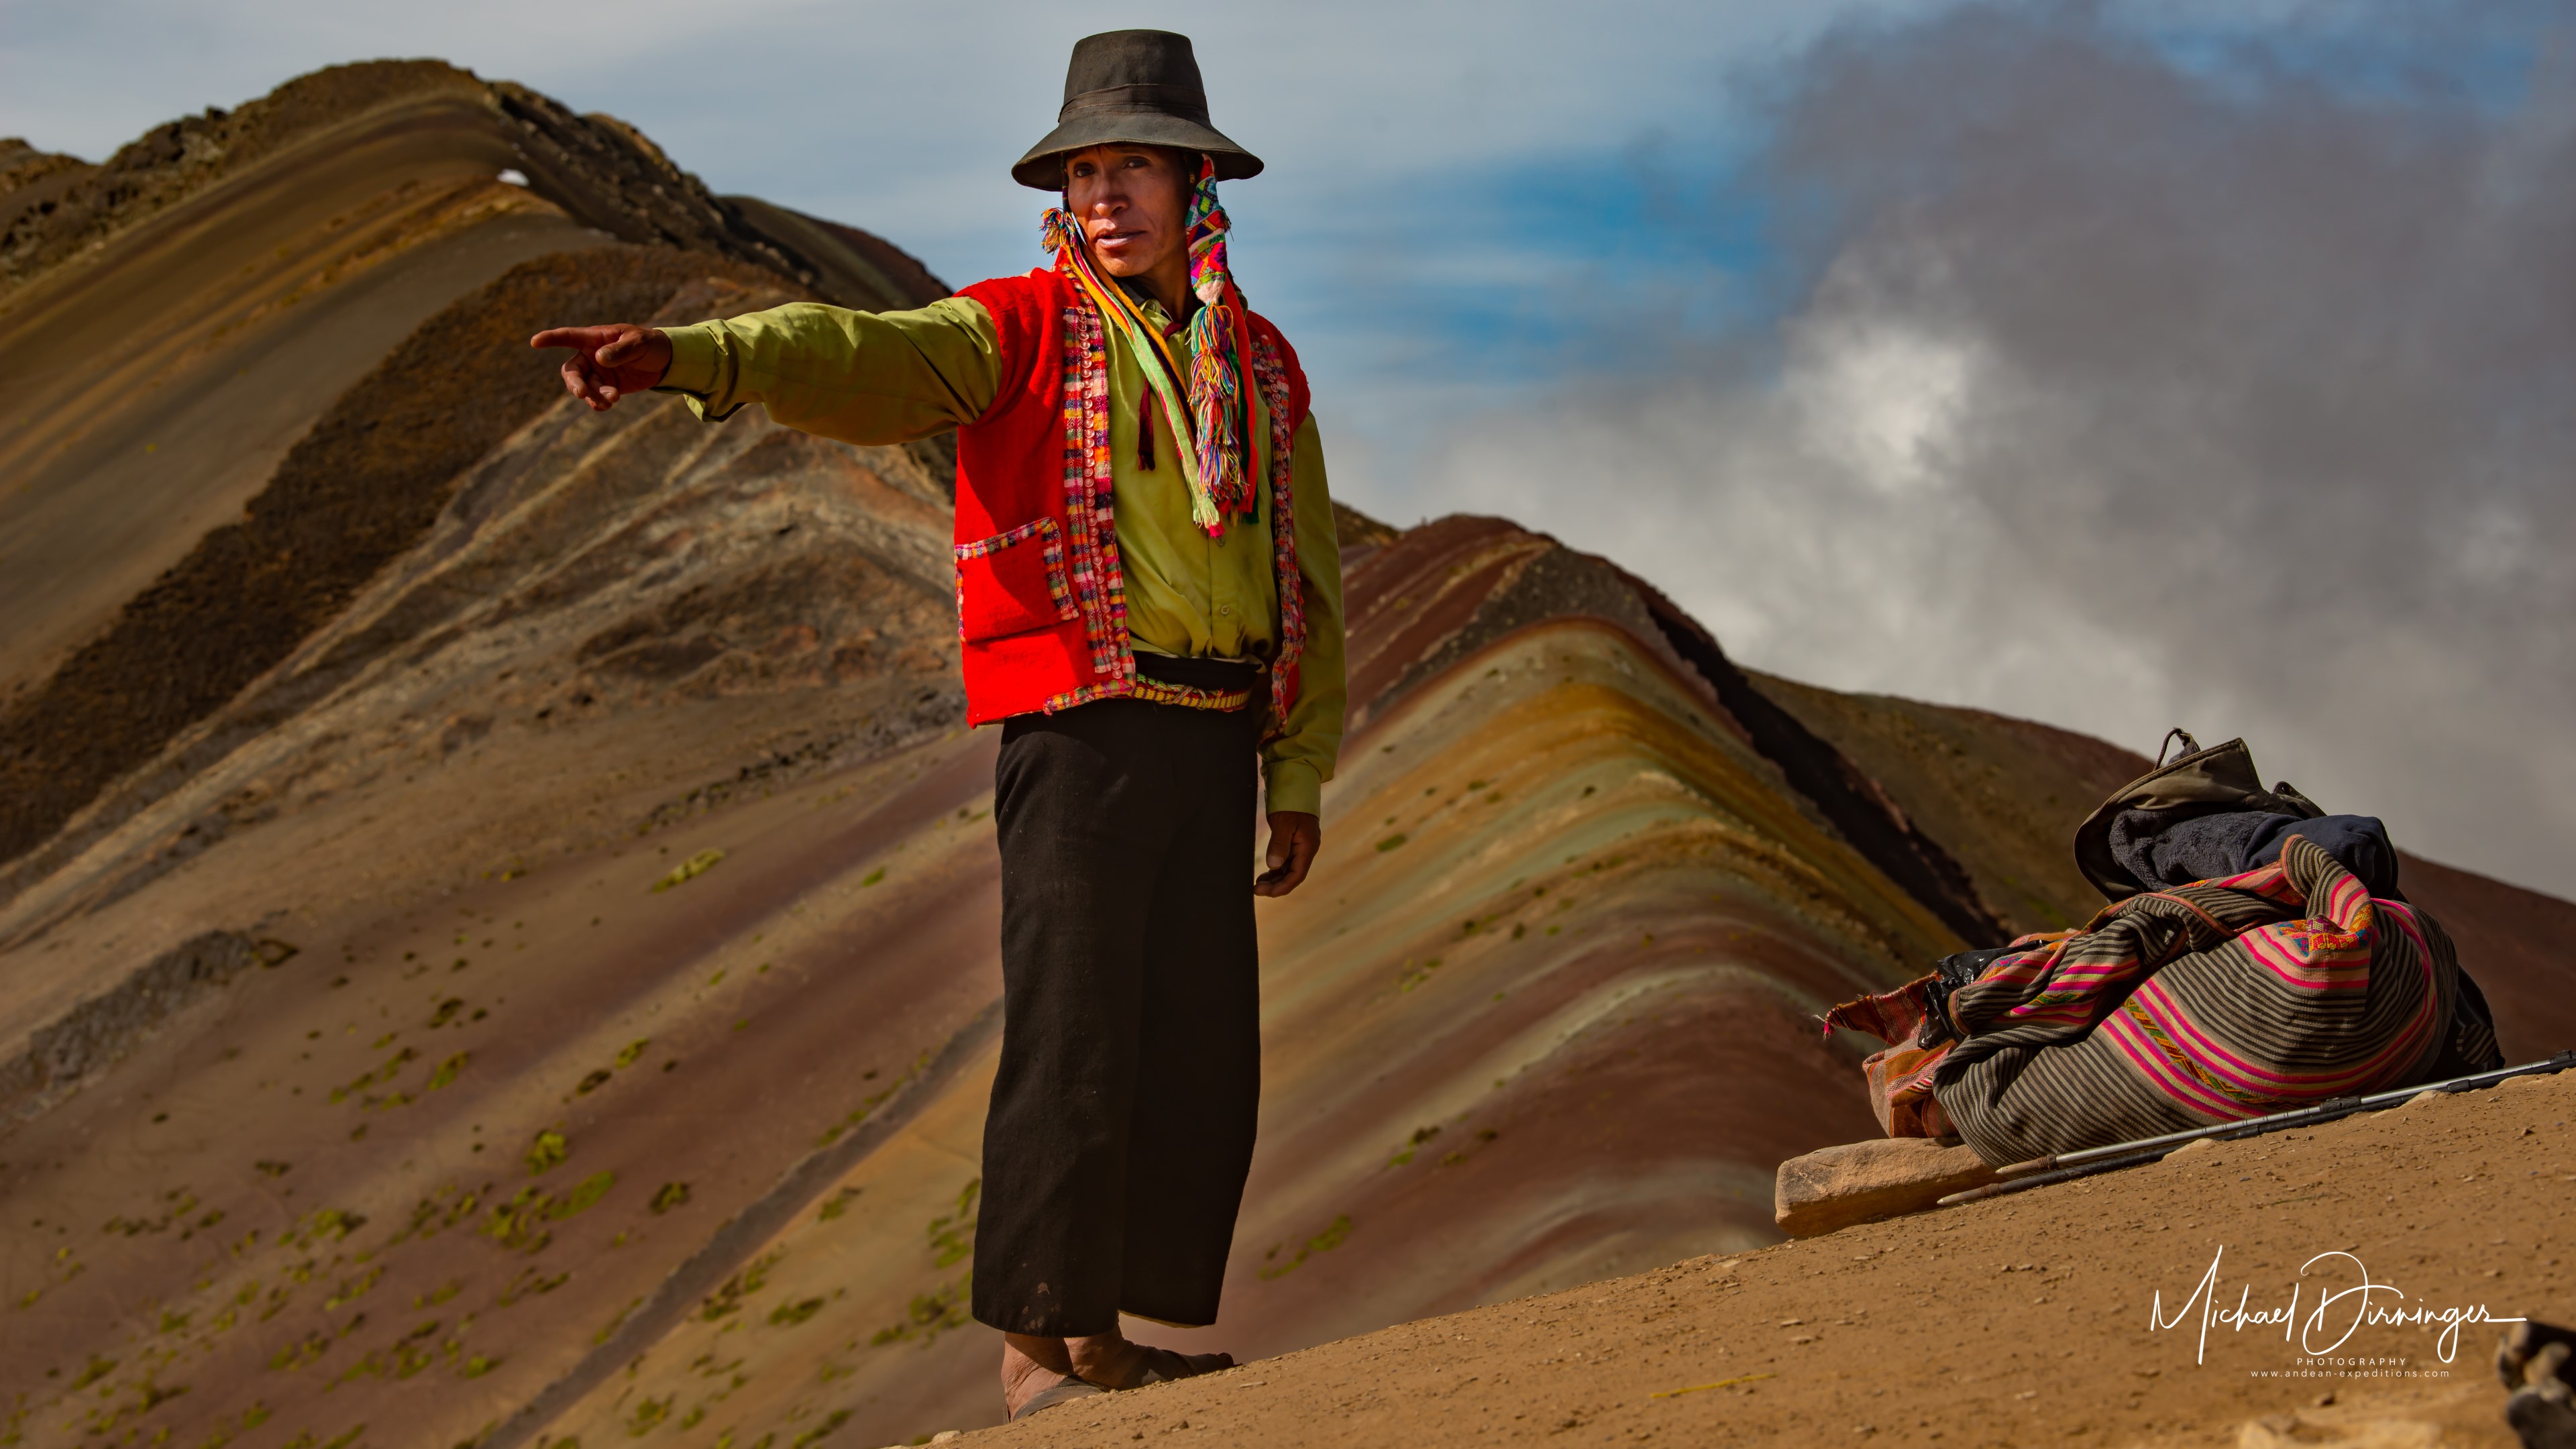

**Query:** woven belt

left=1132, top=652, right=1261, bottom=712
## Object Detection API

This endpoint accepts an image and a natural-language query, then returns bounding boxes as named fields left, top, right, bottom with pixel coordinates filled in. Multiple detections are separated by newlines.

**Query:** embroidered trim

left=953, top=515, right=1059, bottom=560
left=1249, top=332, right=1304, bottom=724
left=951, top=517, right=1077, bottom=641
left=1043, top=682, right=1125, bottom=714
left=1030, top=299, right=1303, bottom=722
left=1045, top=293, right=1135, bottom=714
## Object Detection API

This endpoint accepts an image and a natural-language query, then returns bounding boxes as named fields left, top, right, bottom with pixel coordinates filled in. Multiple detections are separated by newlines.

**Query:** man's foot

left=1068, top=1328, right=1234, bottom=1389
left=1002, top=1334, right=1083, bottom=1419
left=1008, top=1375, right=1103, bottom=1422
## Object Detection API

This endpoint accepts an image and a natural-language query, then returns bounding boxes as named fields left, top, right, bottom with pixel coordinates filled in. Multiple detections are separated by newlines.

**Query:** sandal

left=1126, top=1347, right=1234, bottom=1386
left=1010, top=1373, right=1106, bottom=1421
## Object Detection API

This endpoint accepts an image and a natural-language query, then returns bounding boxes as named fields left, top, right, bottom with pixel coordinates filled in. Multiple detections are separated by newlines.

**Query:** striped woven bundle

left=1827, top=835, right=2493, bottom=1165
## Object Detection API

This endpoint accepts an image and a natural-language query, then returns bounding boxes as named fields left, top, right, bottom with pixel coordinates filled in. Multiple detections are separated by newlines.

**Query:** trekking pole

left=1936, top=1049, right=2576, bottom=1209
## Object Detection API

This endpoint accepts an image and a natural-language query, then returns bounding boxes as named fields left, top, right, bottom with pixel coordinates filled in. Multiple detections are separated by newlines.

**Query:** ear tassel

left=1040, top=205, right=1083, bottom=259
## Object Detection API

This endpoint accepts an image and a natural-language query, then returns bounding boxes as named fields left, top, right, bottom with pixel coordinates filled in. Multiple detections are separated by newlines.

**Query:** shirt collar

left=1114, top=273, right=1197, bottom=335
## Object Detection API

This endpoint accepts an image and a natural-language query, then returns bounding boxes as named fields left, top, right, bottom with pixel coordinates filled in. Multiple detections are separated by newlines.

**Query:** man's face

left=1065, top=144, right=1189, bottom=280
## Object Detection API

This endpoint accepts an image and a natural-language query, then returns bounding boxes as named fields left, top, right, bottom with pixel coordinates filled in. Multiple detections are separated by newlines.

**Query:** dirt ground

left=967, top=1067, right=2575, bottom=1449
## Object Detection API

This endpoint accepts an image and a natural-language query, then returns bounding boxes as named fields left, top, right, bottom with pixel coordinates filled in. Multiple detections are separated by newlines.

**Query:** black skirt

left=972, top=694, right=1265, bottom=1336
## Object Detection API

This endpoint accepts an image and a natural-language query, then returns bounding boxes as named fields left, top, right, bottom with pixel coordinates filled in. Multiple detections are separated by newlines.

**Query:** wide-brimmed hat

left=1013, top=30, right=1263, bottom=191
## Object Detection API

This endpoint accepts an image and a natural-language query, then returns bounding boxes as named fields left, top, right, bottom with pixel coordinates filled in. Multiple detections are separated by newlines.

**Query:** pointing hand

left=529, top=323, right=673, bottom=411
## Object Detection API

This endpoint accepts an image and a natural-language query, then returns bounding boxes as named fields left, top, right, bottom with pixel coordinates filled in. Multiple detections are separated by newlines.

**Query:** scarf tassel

left=1184, top=289, right=1254, bottom=525
left=1044, top=156, right=1258, bottom=535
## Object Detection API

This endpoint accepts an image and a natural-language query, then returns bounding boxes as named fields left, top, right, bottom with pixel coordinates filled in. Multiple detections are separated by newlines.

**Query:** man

left=530, top=29, right=1344, bottom=1423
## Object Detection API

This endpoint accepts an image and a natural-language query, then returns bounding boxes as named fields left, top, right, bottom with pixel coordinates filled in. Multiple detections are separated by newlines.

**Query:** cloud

left=1413, top=3, right=2576, bottom=896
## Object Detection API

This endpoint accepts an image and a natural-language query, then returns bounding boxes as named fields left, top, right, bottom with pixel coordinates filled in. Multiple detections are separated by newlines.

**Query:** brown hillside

left=0, top=248, right=790, bottom=873
left=0, top=139, right=91, bottom=220
left=0, top=62, right=488, bottom=292
left=0, top=58, right=945, bottom=699
left=1744, top=675, right=2157, bottom=935
left=0, top=60, right=949, bottom=882
left=2397, top=855, right=2576, bottom=1062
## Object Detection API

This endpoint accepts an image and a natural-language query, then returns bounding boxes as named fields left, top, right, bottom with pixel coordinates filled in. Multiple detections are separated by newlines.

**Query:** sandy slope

left=977, top=1067, right=2575, bottom=1449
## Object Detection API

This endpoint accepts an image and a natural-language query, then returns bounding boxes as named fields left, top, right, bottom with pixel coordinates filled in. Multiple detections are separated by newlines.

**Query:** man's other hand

left=530, top=324, right=672, bottom=411
left=1255, top=811, right=1320, bottom=898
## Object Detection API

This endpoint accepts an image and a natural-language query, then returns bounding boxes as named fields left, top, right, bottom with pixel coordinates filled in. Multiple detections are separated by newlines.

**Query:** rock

left=2500, top=1325, right=2576, bottom=1449
left=2510, top=1383, right=2576, bottom=1449
left=2237, top=1412, right=2439, bottom=1448
left=1774, top=1138, right=2000, bottom=1238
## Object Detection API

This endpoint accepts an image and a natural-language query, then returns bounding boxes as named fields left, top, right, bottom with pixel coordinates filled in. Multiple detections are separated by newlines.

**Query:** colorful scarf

left=1041, top=154, right=1256, bottom=535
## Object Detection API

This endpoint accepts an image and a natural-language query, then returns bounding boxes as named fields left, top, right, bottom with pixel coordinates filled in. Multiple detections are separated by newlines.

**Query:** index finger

left=530, top=325, right=619, bottom=352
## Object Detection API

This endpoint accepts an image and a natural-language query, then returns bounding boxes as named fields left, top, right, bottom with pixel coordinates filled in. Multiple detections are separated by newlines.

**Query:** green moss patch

left=1256, top=1214, right=1353, bottom=1281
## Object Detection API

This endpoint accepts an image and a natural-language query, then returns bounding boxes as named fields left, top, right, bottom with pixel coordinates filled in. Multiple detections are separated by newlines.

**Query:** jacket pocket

left=954, top=517, right=1077, bottom=642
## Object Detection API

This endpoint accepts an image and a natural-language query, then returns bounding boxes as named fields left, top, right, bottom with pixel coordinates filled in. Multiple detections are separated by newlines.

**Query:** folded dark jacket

left=2106, top=808, right=2402, bottom=900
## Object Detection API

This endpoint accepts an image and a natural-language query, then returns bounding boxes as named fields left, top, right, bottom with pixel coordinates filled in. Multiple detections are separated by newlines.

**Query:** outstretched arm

left=531, top=300, right=1001, bottom=447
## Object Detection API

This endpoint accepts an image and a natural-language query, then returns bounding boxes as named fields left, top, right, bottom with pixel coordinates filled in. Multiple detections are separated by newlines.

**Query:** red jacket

left=949, top=268, right=1311, bottom=727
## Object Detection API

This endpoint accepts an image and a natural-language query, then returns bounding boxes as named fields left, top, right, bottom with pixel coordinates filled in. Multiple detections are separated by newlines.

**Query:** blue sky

left=0, top=0, right=1882, bottom=482
left=7, top=1, right=2575, bottom=896
left=0, top=1, right=2544, bottom=482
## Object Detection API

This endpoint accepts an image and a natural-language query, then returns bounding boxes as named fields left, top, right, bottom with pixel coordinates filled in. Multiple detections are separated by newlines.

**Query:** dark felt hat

left=1013, top=30, right=1263, bottom=190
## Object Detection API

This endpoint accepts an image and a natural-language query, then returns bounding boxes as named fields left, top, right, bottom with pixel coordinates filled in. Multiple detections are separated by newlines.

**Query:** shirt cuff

left=1263, top=759, right=1323, bottom=817
left=655, top=324, right=721, bottom=394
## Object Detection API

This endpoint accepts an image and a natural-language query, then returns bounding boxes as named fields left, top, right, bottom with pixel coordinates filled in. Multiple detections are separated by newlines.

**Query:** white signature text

left=2149, top=1246, right=2522, bottom=1364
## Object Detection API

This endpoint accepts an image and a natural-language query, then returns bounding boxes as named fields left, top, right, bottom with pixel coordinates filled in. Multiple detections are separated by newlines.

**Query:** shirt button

left=1218, top=604, right=1233, bottom=616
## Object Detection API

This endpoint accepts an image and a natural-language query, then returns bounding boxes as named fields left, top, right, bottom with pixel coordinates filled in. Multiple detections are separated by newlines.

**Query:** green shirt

left=655, top=292, right=1346, bottom=815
